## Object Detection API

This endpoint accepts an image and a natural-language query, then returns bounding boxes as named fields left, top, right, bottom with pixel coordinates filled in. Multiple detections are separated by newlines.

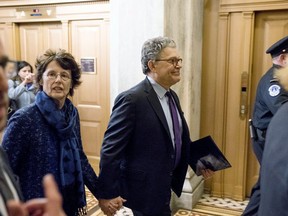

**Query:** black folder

left=189, top=135, right=232, bottom=176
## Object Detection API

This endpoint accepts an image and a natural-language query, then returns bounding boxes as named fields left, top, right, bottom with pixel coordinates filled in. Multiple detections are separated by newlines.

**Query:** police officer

left=243, top=36, right=288, bottom=216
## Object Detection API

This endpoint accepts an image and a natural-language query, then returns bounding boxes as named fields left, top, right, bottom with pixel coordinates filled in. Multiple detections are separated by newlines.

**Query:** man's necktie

left=166, top=91, right=182, bottom=168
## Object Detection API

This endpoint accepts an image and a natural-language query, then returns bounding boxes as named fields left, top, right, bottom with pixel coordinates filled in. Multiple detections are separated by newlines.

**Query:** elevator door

left=19, top=22, right=63, bottom=68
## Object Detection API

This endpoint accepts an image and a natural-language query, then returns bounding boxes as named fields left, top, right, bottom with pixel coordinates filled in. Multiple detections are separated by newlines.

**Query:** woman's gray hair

left=141, top=36, right=176, bottom=74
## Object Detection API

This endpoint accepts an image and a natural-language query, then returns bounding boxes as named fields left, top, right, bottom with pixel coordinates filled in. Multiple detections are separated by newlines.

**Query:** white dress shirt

left=147, top=76, right=183, bottom=148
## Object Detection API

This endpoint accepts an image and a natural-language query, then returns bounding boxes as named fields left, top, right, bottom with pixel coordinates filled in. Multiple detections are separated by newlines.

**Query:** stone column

left=164, top=0, right=205, bottom=211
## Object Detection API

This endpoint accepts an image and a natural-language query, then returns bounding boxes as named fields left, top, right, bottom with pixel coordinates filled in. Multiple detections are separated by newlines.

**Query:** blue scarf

left=35, top=91, right=86, bottom=216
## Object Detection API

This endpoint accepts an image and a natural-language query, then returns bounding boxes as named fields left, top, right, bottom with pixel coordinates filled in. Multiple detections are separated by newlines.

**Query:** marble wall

left=110, top=0, right=164, bottom=106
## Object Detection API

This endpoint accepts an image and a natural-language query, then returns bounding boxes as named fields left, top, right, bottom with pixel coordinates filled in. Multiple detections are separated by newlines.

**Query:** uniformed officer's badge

left=268, top=84, right=281, bottom=96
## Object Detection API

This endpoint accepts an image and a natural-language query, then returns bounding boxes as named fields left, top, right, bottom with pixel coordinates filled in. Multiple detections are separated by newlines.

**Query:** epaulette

left=270, top=78, right=279, bottom=83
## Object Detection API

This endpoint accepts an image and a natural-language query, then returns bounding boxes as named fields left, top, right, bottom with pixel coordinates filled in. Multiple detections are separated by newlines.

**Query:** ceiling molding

left=0, top=0, right=109, bottom=7
left=220, top=0, right=288, bottom=12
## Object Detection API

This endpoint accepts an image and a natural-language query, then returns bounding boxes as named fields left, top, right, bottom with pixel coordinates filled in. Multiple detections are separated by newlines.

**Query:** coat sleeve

left=272, top=87, right=288, bottom=114
left=253, top=66, right=288, bottom=118
left=74, top=111, right=99, bottom=198
left=7, top=80, right=26, bottom=100
left=97, top=92, right=136, bottom=199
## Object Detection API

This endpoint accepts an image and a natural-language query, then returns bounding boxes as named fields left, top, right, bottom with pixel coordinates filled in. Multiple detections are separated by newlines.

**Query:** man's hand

left=26, top=174, right=66, bottom=216
left=7, top=200, right=27, bottom=216
left=99, top=196, right=126, bottom=216
left=201, top=169, right=214, bottom=180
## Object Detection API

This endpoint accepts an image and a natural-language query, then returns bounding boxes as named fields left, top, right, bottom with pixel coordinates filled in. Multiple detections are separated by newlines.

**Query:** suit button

left=169, top=172, right=173, bottom=176
left=171, top=155, right=175, bottom=159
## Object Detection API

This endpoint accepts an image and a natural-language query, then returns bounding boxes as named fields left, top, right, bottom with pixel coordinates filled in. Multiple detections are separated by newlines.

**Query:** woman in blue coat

left=2, top=49, right=101, bottom=216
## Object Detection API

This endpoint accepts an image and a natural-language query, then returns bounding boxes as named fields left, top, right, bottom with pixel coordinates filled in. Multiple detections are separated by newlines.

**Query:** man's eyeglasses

left=45, top=72, right=71, bottom=81
left=155, top=57, right=183, bottom=67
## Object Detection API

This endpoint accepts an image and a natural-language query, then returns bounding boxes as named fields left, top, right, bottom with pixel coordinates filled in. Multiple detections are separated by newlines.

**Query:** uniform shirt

left=252, top=64, right=288, bottom=130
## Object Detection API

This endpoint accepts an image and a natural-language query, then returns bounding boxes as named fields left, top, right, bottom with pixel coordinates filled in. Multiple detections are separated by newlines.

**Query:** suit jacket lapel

left=144, top=78, right=172, bottom=140
left=0, top=148, right=23, bottom=201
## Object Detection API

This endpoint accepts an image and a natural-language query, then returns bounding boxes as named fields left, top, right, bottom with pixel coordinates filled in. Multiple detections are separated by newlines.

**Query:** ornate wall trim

left=0, top=0, right=108, bottom=7
left=220, top=0, right=288, bottom=12
left=0, top=1, right=109, bottom=23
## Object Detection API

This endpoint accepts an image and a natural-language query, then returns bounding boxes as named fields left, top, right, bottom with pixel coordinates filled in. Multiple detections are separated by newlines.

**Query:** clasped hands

left=99, top=196, right=126, bottom=216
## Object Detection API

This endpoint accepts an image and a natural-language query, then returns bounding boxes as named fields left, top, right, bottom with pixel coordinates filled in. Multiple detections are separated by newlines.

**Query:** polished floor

left=85, top=189, right=248, bottom=216
left=187, top=194, right=247, bottom=215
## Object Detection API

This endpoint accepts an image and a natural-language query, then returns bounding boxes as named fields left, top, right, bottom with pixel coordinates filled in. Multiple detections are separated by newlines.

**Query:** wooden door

left=71, top=19, right=110, bottom=174
left=19, top=22, right=62, bottom=68
left=247, top=10, right=288, bottom=195
left=0, top=23, right=16, bottom=59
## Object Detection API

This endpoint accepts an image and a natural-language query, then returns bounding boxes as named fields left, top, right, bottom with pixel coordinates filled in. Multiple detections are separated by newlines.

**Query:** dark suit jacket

left=0, top=147, right=23, bottom=214
left=259, top=101, right=288, bottom=216
left=98, top=77, right=191, bottom=215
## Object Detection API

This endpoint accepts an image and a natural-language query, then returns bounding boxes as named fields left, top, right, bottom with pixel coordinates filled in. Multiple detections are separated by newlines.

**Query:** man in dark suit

left=98, top=36, right=213, bottom=216
left=258, top=68, right=288, bottom=215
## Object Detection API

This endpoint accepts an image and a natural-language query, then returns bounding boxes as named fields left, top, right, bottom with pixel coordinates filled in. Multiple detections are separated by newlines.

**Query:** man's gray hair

left=141, top=36, right=176, bottom=74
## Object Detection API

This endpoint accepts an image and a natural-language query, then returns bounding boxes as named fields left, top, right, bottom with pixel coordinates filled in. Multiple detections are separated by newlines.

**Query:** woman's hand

left=23, top=73, right=34, bottom=85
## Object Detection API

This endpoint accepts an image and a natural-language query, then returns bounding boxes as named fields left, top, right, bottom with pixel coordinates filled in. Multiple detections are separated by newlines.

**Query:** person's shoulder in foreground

left=258, top=65, right=288, bottom=215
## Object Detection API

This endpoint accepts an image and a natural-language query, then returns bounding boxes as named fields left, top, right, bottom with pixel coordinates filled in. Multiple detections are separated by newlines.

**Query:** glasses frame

left=44, top=72, right=71, bottom=81
left=155, top=57, right=183, bottom=67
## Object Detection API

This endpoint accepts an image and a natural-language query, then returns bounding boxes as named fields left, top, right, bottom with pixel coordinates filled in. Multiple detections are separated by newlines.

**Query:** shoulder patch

left=268, top=84, right=281, bottom=97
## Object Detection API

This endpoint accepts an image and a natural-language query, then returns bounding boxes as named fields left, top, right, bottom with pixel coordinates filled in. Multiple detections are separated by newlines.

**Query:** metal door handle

left=240, top=71, right=248, bottom=118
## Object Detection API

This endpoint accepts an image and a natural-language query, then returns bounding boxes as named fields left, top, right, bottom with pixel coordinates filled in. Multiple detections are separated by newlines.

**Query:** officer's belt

left=256, top=128, right=266, bottom=140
